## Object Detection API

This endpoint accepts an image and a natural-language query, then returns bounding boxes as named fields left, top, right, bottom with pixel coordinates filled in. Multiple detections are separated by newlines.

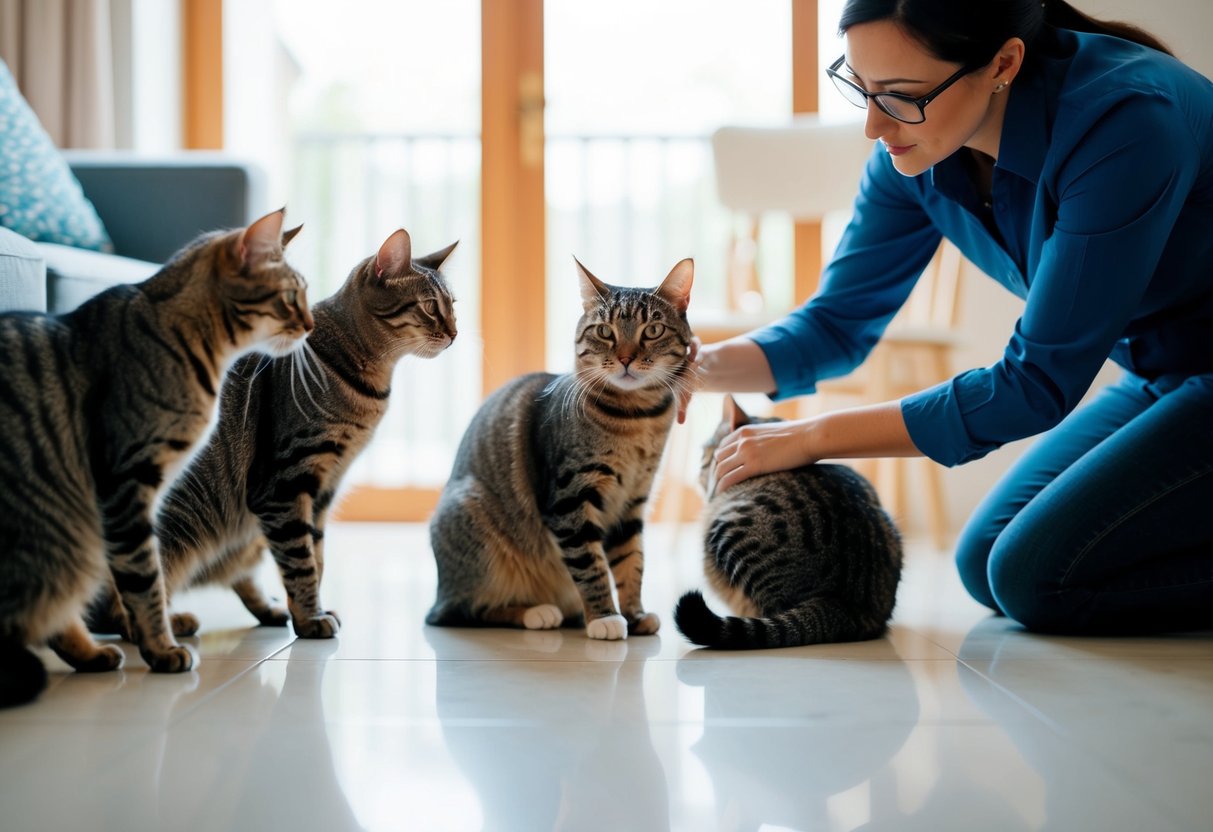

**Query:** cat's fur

left=90, top=229, right=458, bottom=640
left=428, top=258, right=694, bottom=640
left=674, top=396, right=903, bottom=649
left=0, top=209, right=312, bottom=707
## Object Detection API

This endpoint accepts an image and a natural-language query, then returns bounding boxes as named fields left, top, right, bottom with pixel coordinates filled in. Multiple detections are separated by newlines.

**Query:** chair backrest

left=890, top=240, right=965, bottom=333
left=711, top=115, right=873, bottom=221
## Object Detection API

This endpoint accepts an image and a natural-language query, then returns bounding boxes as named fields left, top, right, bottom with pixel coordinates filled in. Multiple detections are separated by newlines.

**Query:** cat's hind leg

left=48, top=616, right=125, bottom=672
left=231, top=574, right=289, bottom=627
left=426, top=601, right=563, bottom=630
left=522, top=604, right=563, bottom=629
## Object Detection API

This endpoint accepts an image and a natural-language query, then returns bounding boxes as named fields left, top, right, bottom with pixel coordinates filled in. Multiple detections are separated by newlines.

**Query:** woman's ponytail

left=1043, top=0, right=1173, bottom=55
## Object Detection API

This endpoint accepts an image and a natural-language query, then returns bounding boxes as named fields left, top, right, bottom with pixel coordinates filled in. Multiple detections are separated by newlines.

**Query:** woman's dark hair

left=838, top=0, right=1172, bottom=67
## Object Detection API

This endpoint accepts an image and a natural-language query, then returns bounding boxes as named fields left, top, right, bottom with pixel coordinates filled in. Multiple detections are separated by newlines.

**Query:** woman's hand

left=710, top=401, right=920, bottom=496
left=711, top=417, right=817, bottom=495
left=677, top=336, right=703, bottom=424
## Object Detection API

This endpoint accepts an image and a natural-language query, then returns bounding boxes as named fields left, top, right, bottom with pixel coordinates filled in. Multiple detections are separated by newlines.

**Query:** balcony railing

left=287, top=130, right=788, bottom=488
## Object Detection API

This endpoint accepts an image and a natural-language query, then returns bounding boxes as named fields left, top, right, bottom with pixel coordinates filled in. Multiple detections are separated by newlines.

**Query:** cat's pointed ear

left=375, top=229, right=413, bottom=278
left=574, top=256, right=610, bottom=310
left=281, top=224, right=304, bottom=248
left=657, top=258, right=694, bottom=313
left=414, top=240, right=458, bottom=273
left=723, top=394, right=750, bottom=432
left=239, top=208, right=287, bottom=268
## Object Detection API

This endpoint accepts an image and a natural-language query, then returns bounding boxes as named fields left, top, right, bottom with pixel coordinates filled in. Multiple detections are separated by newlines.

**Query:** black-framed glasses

left=826, top=54, right=977, bottom=124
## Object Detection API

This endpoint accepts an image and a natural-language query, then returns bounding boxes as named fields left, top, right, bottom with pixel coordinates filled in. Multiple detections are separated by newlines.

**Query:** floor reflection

left=425, top=627, right=671, bottom=831
left=954, top=617, right=1213, bottom=832
left=675, top=649, right=918, bottom=831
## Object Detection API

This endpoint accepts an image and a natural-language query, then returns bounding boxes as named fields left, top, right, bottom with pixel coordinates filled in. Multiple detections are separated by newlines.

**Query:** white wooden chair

left=668, top=115, right=965, bottom=548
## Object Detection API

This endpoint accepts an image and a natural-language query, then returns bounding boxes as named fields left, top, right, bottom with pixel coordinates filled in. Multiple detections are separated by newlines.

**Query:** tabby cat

left=674, top=396, right=903, bottom=649
left=89, top=229, right=458, bottom=640
left=0, top=209, right=312, bottom=707
left=427, top=258, right=694, bottom=640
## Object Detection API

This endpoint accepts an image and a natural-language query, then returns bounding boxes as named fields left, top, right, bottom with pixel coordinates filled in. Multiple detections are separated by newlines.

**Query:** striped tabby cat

left=90, top=229, right=458, bottom=640
left=0, top=209, right=312, bottom=707
left=675, top=396, right=903, bottom=649
left=428, top=258, right=694, bottom=640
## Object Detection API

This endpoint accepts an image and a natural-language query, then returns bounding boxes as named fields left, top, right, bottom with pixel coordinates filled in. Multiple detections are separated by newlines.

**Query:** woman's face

left=842, top=20, right=1006, bottom=176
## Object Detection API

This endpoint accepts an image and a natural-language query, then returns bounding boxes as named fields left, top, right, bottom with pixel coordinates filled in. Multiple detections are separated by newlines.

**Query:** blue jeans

left=955, top=371, right=1213, bottom=634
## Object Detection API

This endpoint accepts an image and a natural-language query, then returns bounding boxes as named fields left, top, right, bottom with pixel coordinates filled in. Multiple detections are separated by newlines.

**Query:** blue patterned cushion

left=0, top=59, right=111, bottom=251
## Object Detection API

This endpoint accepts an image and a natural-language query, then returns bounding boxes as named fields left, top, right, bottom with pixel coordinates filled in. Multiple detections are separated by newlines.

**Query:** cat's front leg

left=605, top=514, right=660, bottom=635
left=552, top=510, right=627, bottom=641
left=262, top=507, right=339, bottom=638
left=102, top=509, right=195, bottom=673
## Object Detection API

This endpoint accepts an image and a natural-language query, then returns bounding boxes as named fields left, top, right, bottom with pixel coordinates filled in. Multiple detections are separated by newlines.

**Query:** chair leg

left=921, top=460, right=949, bottom=551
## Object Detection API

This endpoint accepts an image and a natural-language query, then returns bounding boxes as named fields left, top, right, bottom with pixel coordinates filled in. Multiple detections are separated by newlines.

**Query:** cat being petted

left=90, top=229, right=458, bottom=640
left=0, top=209, right=312, bottom=707
left=428, top=258, right=694, bottom=640
left=675, top=396, right=902, bottom=649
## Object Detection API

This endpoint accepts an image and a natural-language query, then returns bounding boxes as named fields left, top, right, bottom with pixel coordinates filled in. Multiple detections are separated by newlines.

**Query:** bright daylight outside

left=226, top=0, right=850, bottom=497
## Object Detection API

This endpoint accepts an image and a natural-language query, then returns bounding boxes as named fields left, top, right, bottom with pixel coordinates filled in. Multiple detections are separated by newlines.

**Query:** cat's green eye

left=595, top=324, right=614, bottom=340
left=283, top=289, right=298, bottom=304
left=643, top=323, right=666, bottom=339
left=423, top=300, right=439, bottom=315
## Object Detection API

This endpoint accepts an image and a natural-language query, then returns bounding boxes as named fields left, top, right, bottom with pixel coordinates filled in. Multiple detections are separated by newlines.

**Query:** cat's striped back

left=675, top=397, right=903, bottom=649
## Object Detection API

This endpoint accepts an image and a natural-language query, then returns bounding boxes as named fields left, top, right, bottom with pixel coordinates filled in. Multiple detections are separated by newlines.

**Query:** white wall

left=935, top=0, right=1213, bottom=540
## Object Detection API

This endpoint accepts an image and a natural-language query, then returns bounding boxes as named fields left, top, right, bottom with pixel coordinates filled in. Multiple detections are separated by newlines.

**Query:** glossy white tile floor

left=3, top=522, right=1211, bottom=832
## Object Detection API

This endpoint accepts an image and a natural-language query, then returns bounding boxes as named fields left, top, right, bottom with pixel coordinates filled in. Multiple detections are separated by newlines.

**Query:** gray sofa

left=0, top=151, right=264, bottom=315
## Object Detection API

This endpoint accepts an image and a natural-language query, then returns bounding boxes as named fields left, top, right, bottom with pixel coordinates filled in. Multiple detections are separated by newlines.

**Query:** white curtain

left=0, top=0, right=114, bottom=148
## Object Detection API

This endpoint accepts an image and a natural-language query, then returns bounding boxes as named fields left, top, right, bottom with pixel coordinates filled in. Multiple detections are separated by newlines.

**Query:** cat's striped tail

left=0, top=639, right=48, bottom=708
left=674, top=590, right=885, bottom=649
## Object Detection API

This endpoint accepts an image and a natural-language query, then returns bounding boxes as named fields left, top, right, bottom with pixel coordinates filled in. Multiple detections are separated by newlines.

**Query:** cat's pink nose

left=619, top=355, right=633, bottom=367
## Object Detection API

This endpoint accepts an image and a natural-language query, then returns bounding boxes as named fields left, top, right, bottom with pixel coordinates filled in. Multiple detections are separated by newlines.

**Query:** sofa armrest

left=0, top=226, right=47, bottom=313
left=61, top=151, right=267, bottom=264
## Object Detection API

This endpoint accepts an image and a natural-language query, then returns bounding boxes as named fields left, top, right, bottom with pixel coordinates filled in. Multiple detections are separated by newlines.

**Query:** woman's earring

left=994, top=82, right=1008, bottom=93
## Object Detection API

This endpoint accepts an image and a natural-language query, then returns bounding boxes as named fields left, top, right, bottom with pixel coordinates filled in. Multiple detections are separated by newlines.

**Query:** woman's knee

left=954, top=519, right=1001, bottom=612
left=986, top=525, right=1083, bottom=633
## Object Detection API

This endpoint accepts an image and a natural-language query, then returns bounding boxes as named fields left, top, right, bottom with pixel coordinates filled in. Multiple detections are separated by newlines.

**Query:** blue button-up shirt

left=750, top=29, right=1213, bottom=466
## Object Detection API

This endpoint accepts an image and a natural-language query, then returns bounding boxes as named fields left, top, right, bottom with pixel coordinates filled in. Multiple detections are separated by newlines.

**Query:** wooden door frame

left=792, top=0, right=821, bottom=304
left=181, top=0, right=224, bottom=149
left=480, top=0, right=547, bottom=397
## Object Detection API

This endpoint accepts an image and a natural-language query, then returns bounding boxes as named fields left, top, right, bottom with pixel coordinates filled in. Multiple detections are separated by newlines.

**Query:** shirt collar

left=995, top=58, right=1056, bottom=185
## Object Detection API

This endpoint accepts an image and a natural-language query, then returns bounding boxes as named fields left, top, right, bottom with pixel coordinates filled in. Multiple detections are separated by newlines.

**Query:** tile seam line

left=164, top=637, right=299, bottom=726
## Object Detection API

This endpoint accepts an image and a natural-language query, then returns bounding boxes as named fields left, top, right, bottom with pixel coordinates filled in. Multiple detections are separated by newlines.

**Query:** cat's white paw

left=523, top=604, right=564, bottom=630
left=586, top=614, right=628, bottom=641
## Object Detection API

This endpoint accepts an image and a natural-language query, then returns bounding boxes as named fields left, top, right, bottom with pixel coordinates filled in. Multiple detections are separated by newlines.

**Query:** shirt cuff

left=901, top=375, right=996, bottom=467
left=748, top=323, right=821, bottom=401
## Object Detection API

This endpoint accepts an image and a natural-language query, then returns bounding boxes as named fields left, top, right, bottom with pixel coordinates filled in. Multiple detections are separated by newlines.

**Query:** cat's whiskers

left=368, top=333, right=429, bottom=366
left=657, top=362, right=696, bottom=403
left=241, top=355, right=275, bottom=430
left=289, top=351, right=337, bottom=420
left=578, top=367, right=618, bottom=417
left=299, top=341, right=330, bottom=392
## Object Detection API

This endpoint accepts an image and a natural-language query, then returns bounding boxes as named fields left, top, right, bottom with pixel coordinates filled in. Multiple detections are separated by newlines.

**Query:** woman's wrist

left=698, top=336, right=778, bottom=395
left=801, top=401, right=920, bottom=461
